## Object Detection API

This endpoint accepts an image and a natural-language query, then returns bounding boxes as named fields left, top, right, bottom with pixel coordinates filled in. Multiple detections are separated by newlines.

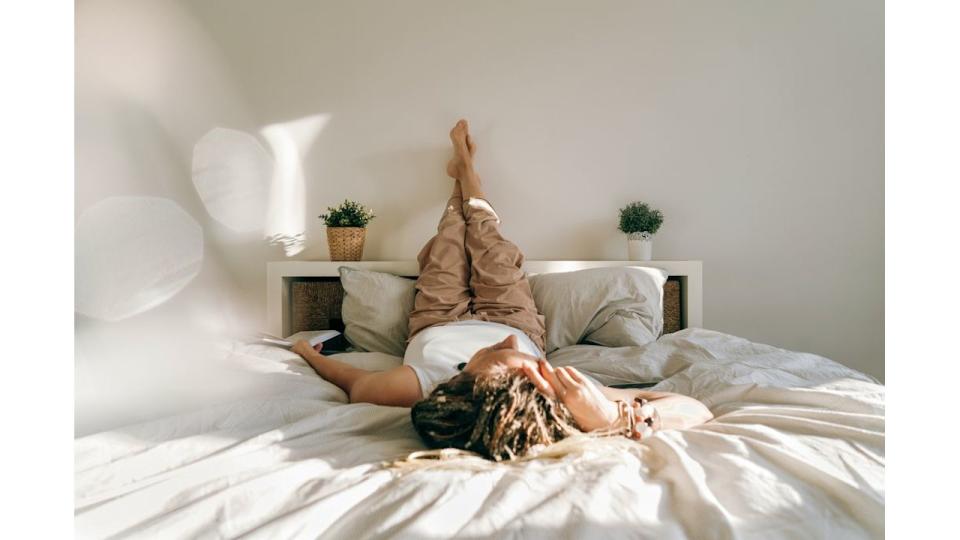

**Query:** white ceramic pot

left=627, top=235, right=653, bottom=261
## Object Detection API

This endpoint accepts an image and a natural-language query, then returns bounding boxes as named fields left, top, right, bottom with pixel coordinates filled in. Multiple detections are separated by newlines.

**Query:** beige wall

left=77, top=0, right=883, bottom=380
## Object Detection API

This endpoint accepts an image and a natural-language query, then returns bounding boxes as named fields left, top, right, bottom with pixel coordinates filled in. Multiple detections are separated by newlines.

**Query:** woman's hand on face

left=291, top=339, right=322, bottom=359
left=522, top=360, right=619, bottom=432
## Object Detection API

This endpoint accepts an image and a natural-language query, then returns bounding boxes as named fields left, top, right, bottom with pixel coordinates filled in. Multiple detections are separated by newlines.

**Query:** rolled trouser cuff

left=463, top=197, right=501, bottom=224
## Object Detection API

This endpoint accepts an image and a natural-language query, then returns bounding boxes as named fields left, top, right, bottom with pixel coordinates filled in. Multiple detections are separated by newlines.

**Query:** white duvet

left=75, top=329, right=884, bottom=539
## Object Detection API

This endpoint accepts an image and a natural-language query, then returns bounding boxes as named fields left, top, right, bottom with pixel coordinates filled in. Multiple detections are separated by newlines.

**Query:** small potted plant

left=319, top=200, right=376, bottom=261
left=618, top=201, right=664, bottom=261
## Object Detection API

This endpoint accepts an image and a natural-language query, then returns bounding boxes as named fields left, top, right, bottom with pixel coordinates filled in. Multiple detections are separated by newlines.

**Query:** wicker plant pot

left=326, top=227, right=366, bottom=261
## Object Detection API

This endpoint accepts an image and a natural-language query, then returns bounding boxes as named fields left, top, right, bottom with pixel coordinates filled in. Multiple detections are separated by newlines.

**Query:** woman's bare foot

left=446, top=119, right=476, bottom=179
left=446, top=119, right=486, bottom=199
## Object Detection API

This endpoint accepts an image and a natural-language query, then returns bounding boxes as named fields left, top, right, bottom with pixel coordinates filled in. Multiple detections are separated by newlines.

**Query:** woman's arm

left=600, top=386, right=713, bottom=429
left=521, top=360, right=712, bottom=433
left=599, top=387, right=713, bottom=430
left=292, top=340, right=423, bottom=407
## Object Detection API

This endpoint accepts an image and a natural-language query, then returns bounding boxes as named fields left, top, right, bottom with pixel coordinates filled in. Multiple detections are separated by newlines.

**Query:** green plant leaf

left=319, top=199, right=376, bottom=227
left=618, top=201, right=663, bottom=235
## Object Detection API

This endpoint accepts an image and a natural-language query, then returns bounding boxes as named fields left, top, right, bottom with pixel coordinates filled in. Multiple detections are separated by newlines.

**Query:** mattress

left=75, top=328, right=884, bottom=539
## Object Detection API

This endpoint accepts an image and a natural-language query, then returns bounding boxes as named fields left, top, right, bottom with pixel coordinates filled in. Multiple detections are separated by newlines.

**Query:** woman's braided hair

left=410, top=369, right=581, bottom=461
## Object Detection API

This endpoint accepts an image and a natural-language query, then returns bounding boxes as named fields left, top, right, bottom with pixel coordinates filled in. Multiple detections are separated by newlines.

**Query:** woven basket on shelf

left=326, top=227, right=366, bottom=261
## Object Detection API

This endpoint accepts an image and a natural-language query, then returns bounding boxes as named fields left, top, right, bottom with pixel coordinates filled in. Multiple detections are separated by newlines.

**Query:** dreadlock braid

left=410, top=370, right=581, bottom=461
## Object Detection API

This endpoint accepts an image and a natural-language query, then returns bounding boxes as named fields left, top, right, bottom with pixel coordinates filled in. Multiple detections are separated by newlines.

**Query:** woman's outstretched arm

left=292, top=340, right=423, bottom=407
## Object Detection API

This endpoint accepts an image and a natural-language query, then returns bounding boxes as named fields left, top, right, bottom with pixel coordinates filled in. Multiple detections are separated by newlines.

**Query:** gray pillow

left=529, top=266, right=667, bottom=353
left=339, top=267, right=416, bottom=356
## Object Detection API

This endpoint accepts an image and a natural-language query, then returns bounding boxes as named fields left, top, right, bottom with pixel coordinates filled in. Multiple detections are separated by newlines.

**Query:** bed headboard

left=266, top=260, right=703, bottom=338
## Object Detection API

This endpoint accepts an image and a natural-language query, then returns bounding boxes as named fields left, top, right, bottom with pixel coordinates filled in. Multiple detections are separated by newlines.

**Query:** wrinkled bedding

left=75, top=329, right=884, bottom=539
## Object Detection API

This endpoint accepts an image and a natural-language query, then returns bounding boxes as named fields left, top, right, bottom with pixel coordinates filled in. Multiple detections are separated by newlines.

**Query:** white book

left=258, top=329, right=341, bottom=349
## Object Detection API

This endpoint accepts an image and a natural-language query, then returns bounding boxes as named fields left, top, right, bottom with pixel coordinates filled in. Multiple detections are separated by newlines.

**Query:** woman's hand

left=522, top=360, right=619, bottom=432
left=292, top=339, right=322, bottom=359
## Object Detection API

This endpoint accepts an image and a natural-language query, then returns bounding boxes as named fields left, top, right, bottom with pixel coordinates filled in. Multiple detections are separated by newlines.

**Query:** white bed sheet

left=75, top=329, right=884, bottom=539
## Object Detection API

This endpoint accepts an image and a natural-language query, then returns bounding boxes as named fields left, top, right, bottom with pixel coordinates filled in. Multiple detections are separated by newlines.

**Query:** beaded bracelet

left=616, top=398, right=658, bottom=440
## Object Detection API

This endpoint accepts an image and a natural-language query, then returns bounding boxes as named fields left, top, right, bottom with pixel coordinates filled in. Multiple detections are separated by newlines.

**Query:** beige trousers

left=407, top=195, right=547, bottom=352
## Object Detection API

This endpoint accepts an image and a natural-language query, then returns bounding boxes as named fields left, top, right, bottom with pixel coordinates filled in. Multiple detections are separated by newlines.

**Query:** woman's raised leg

left=450, top=120, right=547, bottom=351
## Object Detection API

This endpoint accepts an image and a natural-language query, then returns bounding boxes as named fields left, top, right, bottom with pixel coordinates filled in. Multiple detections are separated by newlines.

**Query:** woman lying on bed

left=293, top=119, right=712, bottom=460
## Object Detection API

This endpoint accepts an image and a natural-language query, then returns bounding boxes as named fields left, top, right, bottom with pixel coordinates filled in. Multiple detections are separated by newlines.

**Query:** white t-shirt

left=404, top=320, right=542, bottom=398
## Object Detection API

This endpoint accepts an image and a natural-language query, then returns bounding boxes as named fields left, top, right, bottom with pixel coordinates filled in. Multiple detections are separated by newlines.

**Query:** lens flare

left=192, top=127, right=274, bottom=233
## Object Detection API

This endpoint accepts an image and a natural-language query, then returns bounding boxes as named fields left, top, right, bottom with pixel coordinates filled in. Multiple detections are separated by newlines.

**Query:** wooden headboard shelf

left=267, top=261, right=703, bottom=338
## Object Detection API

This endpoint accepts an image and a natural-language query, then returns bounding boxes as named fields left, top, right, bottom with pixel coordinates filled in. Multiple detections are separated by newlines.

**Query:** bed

left=75, top=262, right=884, bottom=539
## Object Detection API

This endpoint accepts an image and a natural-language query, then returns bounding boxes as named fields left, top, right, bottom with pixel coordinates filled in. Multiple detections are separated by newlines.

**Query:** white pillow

left=529, top=266, right=667, bottom=353
left=339, top=266, right=416, bottom=356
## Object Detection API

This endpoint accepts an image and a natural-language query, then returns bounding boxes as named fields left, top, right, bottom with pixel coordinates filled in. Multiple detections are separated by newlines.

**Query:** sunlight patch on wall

left=75, top=196, right=203, bottom=321
left=260, top=113, right=330, bottom=256
left=191, top=128, right=274, bottom=233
